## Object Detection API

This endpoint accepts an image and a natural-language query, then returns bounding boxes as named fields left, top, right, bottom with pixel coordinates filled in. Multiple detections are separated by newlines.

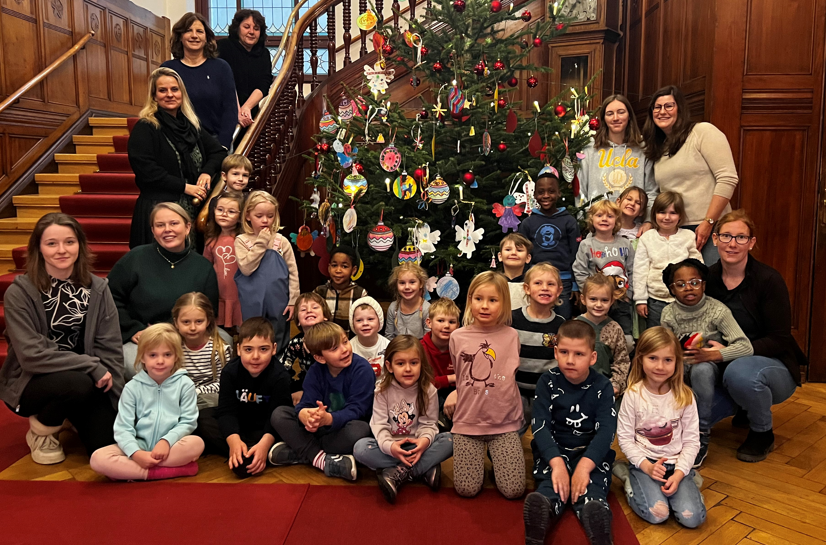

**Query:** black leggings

left=14, top=371, right=117, bottom=455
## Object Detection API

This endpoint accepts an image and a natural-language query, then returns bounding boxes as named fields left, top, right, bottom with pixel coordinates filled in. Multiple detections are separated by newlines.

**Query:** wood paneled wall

left=0, top=0, right=169, bottom=197
left=623, top=0, right=825, bottom=378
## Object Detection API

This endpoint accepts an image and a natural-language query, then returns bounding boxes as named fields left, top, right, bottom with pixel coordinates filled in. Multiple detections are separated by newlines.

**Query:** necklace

left=156, top=247, right=190, bottom=269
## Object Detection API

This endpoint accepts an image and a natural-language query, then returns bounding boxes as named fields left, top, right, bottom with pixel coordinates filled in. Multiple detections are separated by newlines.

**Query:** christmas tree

left=297, top=0, right=598, bottom=295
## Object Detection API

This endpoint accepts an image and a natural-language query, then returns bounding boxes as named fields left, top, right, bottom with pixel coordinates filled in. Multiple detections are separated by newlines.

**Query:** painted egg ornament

left=398, top=231, right=422, bottom=265
left=367, top=212, right=395, bottom=252
left=343, top=206, right=358, bottom=233
left=427, top=175, right=450, bottom=204
left=319, top=103, right=338, bottom=134
left=392, top=172, right=417, bottom=200
left=338, top=94, right=356, bottom=121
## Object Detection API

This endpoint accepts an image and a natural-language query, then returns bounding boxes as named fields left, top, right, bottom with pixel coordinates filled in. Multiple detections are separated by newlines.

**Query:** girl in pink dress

left=203, top=192, right=245, bottom=328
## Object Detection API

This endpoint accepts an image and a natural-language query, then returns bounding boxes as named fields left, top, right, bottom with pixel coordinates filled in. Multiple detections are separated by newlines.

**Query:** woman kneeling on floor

left=0, top=213, right=124, bottom=464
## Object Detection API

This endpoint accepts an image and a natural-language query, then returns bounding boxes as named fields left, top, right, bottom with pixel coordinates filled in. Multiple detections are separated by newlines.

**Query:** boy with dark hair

left=269, top=322, right=374, bottom=481
left=499, top=232, right=533, bottom=310
left=314, top=246, right=367, bottom=337
left=524, top=320, right=617, bottom=545
left=198, top=317, right=292, bottom=478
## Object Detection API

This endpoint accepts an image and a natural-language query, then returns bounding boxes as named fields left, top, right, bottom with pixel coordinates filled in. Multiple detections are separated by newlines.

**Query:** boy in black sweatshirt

left=524, top=320, right=617, bottom=545
left=198, top=318, right=291, bottom=478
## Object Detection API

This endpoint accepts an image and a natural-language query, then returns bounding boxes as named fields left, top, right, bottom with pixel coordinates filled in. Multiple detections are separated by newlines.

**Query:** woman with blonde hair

left=127, top=67, right=226, bottom=248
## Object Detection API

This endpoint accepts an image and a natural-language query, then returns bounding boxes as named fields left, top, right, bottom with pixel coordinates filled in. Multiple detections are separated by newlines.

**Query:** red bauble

left=507, top=77, right=518, bottom=87
left=521, top=9, right=531, bottom=22
left=521, top=38, right=530, bottom=49
left=473, top=62, right=486, bottom=76
left=490, top=0, right=501, bottom=12
left=497, top=97, right=507, bottom=108
left=414, top=168, right=425, bottom=180
left=497, top=142, right=508, bottom=152
left=462, top=171, right=476, bottom=185
left=493, top=59, right=505, bottom=71
left=554, top=104, right=566, bottom=117
left=419, top=108, right=429, bottom=119
left=533, top=37, right=543, bottom=47
left=453, top=0, right=466, bottom=12
left=589, top=118, right=600, bottom=131
left=354, top=163, right=365, bottom=174
left=433, top=61, right=444, bottom=73
left=410, top=76, right=420, bottom=87
left=320, top=142, right=330, bottom=153
left=420, top=46, right=428, bottom=55
left=381, top=43, right=394, bottom=56
left=556, top=23, right=565, bottom=30
left=527, top=76, right=538, bottom=88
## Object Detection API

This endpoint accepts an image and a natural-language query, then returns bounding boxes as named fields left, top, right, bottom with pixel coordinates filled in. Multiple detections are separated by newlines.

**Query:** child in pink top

left=447, top=271, right=525, bottom=499
left=203, top=192, right=245, bottom=328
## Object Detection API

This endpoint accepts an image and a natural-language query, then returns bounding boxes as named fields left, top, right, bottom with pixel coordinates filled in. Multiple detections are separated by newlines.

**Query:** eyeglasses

left=215, top=207, right=239, bottom=216
left=652, top=102, right=676, bottom=113
left=716, top=233, right=752, bottom=245
left=671, top=279, right=703, bottom=290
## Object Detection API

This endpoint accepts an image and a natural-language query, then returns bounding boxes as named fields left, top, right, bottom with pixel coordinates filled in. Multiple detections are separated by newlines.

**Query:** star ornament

left=432, top=101, right=447, bottom=119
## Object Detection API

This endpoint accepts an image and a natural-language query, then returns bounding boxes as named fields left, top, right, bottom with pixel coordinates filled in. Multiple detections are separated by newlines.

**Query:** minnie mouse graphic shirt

left=370, top=380, right=439, bottom=456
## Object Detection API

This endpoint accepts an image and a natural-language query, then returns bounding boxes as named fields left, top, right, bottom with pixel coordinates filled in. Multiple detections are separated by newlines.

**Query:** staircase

left=0, top=117, right=140, bottom=367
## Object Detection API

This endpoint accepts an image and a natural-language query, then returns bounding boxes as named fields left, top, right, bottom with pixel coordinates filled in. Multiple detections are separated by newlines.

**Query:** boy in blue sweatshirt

left=269, top=321, right=374, bottom=481
left=518, top=167, right=581, bottom=319
left=524, top=320, right=617, bottom=545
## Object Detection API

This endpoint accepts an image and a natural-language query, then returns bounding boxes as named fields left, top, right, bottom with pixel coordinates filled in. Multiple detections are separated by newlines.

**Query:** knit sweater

left=421, top=332, right=454, bottom=392
left=575, top=316, right=631, bottom=394
left=573, top=233, right=635, bottom=300
left=578, top=141, right=657, bottom=219
left=280, top=334, right=316, bottom=393
left=313, top=281, right=368, bottom=337
left=385, top=300, right=431, bottom=340
left=449, top=324, right=522, bottom=435
left=633, top=229, right=702, bottom=303
left=518, top=207, right=581, bottom=274
left=295, top=354, right=375, bottom=430
left=108, top=243, right=219, bottom=343
left=532, top=367, right=616, bottom=467
left=654, top=123, right=739, bottom=225
left=511, top=307, right=564, bottom=396
left=370, top=381, right=439, bottom=456
left=617, top=383, right=700, bottom=477
left=160, top=58, right=238, bottom=148
left=235, top=231, right=299, bottom=305
left=660, top=295, right=754, bottom=362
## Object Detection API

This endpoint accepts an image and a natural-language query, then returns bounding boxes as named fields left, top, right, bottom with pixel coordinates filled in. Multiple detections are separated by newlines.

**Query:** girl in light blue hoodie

left=90, top=324, right=204, bottom=481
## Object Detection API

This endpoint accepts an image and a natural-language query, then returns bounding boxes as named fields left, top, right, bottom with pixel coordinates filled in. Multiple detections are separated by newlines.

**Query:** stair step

left=12, top=243, right=129, bottom=271
left=0, top=218, right=37, bottom=230
left=78, top=173, right=137, bottom=194
left=0, top=260, right=15, bottom=276
left=55, top=153, right=99, bottom=174
left=76, top=217, right=132, bottom=243
left=73, top=135, right=116, bottom=154
left=34, top=174, right=81, bottom=196
left=0, top=244, right=21, bottom=260
left=90, top=117, right=130, bottom=137
left=59, top=194, right=138, bottom=217
left=96, top=153, right=131, bottom=173
left=0, top=228, right=31, bottom=245
left=34, top=173, right=80, bottom=182
left=113, top=135, right=129, bottom=153
left=11, top=195, right=61, bottom=218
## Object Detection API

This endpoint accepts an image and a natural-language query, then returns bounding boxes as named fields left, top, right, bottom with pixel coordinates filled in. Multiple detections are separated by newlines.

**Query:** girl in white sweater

left=633, top=192, right=702, bottom=328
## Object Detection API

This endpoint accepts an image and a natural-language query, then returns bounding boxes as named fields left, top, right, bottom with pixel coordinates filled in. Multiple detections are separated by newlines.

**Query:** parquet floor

left=4, top=383, right=826, bottom=544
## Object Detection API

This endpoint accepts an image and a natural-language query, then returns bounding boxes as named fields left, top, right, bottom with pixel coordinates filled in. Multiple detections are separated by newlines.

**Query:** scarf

left=156, top=109, right=203, bottom=183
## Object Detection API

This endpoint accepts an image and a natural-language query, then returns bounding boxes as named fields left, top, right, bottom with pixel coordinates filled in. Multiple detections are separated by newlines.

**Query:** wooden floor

left=4, top=383, right=826, bottom=544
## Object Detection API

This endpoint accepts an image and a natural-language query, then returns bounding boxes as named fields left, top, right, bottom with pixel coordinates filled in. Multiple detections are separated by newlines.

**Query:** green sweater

left=108, top=243, right=219, bottom=343
left=660, top=295, right=753, bottom=362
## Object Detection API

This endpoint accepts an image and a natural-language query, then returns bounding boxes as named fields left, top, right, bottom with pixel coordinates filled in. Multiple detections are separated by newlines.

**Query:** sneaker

left=26, top=417, right=65, bottom=465
left=580, top=500, right=613, bottom=545
left=267, top=442, right=303, bottom=466
left=323, top=454, right=357, bottom=481
left=693, top=431, right=710, bottom=468
left=377, top=465, right=413, bottom=504
left=524, top=492, right=551, bottom=545
left=422, top=464, right=441, bottom=491
left=731, top=409, right=749, bottom=429
left=736, top=429, right=775, bottom=463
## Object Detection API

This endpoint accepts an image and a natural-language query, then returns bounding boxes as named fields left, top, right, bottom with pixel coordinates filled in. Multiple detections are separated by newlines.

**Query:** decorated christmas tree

left=295, top=0, right=598, bottom=297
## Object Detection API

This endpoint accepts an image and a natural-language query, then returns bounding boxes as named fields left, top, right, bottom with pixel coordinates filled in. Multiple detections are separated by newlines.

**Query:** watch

left=703, top=217, right=715, bottom=225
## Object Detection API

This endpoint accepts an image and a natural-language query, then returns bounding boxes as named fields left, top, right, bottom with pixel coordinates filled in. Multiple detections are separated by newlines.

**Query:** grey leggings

left=453, top=432, right=525, bottom=499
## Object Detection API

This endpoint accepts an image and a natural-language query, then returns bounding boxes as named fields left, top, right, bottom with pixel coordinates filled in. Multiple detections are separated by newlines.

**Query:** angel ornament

left=455, top=215, right=484, bottom=258
left=364, top=61, right=395, bottom=96
left=493, top=195, right=525, bottom=233
left=416, top=222, right=441, bottom=254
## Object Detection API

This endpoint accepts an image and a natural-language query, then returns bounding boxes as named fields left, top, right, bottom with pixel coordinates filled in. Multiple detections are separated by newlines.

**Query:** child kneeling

left=90, top=324, right=203, bottom=481
left=524, top=320, right=616, bottom=545
left=354, top=335, right=453, bottom=503
left=269, top=322, right=374, bottom=481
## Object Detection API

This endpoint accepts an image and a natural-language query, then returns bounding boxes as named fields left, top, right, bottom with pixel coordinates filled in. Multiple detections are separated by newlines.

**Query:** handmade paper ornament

left=338, top=94, right=358, bottom=121
left=319, top=103, right=338, bottom=134
left=448, top=84, right=465, bottom=119
left=367, top=210, right=394, bottom=251
left=393, top=171, right=417, bottom=200
left=481, top=130, right=492, bottom=155
left=364, top=61, right=395, bottom=95
left=398, top=229, right=423, bottom=265
left=514, top=179, right=538, bottom=212
left=427, top=175, right=450, bottom=204
left=312, top=234, right=330, bottom=275
left=455, top=217, right=485, bottom=258
left=561, top=156, right=576, bottom=182
left=342, top=206, right=358, bottom=233
left=351, top=243, right=365, bottom=280
left=343, top=167, right=367, bottom=197
left=379, top=136, right=402, bottom=172
left=334, top=138, right=358, bottom=168
left=492, top=194, right=525, bottom=233
left=310, top=187, right=321, bottom=209
left=425, top=275, right=438, bottom=301
left=436, top=267, right=461, bottom=300
left=528, top=131, right=543, bottom=157
left=415, top=222, right=441, bottom=254
left=356, top=9, right=377, bottom=30
left=290, top=225, right=317, bottom=256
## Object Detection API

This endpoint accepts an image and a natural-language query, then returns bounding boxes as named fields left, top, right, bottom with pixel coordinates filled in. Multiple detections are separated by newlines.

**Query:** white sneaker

left=26, top=416, right=66, bottom=465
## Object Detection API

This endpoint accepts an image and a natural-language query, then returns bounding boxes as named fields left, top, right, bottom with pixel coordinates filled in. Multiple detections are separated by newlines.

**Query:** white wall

left=130, top=0, right=194, bottom=25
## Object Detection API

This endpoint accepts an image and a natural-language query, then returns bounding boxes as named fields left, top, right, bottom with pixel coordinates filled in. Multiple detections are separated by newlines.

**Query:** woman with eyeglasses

left=659, top=258, right=753, bottom=468
left=642, top=86, right=739, bottom=264
left=704, top=210, right=805, bottom=463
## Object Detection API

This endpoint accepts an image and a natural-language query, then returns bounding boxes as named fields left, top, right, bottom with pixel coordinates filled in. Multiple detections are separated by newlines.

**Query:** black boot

left=377, top=465, right=413, bottom=504
left=580, top=500, right=613, bottom=545
left=737, top=428, right=774, bottom=462
left=524, top=492, right=554, bottom=545
left=693, top=430, right=710, bottom=468
left=731, top=408, right=749, bottom=429
left=422, top=464, right=441, bottom=491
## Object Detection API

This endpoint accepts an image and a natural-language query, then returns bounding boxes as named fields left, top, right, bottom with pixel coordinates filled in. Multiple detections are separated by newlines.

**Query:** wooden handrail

left=0, top=31, right=94, bottom=117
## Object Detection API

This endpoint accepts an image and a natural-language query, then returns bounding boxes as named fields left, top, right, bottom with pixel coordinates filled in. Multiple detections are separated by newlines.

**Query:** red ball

left=354, top=163, right=365, bottom=174
left=410, top=76, right=420, bottom=87
left=554, top=104, right=566, bottom=117
left=493, top=59, right=505, bottom=71
left=453, top=0, right=465, bottom=12
left=433, top=61, right=444, bottom=73
left=462, top=171, right=475, bottom=184
left=381, top=43, right=394, bottom=56
left=556, top=23, right=565, bottom=30
left=533, top=37, right=543, bottom=48
left=420, top=46, right=428, bottom=55
left=521, top=9, right=531, bottom=22
left=497, top=97, right=507, bottom=108
left=497, top=142, right=507, bottom=152
left=589, top=118, right=600, bottom=131
left=507, top=77, right=518, bottom=87
left=490, top=0, right=501, bottom=12
left=527, top=76, right=538, bottom=88
left=320, top=142, right=330, bottom=153
left=419, top=109, right=429, bottom=119
left=474, top=62, right=486, bottom=76
left=521, top=38, right=530, bottom=49
left=414, top=168, right=425, bottom=180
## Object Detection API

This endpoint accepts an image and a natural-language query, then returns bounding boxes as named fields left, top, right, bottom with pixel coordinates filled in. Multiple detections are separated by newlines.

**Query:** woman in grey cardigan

left=0, top=214, right=124, bottom=464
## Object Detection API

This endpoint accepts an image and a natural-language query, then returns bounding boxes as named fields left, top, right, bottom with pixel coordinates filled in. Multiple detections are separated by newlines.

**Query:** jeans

left=708, top=356, right=797, bottom=432
left=624, top=462, right=706, bottom=528
left=123, top=328, right=234, bottom=381
left=353, top=433, right=454, bottom=477
left=684, top=224, right=720, bottom=265
left=270, top=405, right=372, bottom=462
left=645, top=298, right=669, bottom=329
left=685, top=362, right=720, bottom=431
left=558, top=277, right=574, bottom=320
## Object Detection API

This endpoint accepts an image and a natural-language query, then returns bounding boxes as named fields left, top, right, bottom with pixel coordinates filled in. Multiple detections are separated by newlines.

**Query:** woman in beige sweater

left=642, top=85, right=739, bottom=265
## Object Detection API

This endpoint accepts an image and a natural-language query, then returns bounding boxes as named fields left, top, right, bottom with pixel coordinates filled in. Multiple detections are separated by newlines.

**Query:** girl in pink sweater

left=448, top=271, right=525, bottom=499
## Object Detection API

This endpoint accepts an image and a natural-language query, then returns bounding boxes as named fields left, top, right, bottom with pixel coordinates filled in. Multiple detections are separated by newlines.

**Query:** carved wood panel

left=746, top=0, right=815, bottom=75
left=85, top=1, right=108, bottom=99
left=108, top=11, right=130, bottom=103
left=1, top=9, right=42, bottom=100
left=130, top=22, right=147, bottom=106
left=43, top=26, right=78, bottom=106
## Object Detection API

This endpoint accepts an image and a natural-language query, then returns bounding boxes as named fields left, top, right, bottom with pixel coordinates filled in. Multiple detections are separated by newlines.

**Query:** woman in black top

left=128, top=67, right=226, bottom=249
left=0, top=214, right=124, bottom=464
left=705, top=209, right=804, bottom=462
left=217, top=9, right=273, bottom=142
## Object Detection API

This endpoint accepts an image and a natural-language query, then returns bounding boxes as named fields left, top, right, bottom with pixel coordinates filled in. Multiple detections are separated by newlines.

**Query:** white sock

left=313, top=450, right=326, bottom=471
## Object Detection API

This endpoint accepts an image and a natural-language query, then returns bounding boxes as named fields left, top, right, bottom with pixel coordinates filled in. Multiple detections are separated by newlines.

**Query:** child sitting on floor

left=421, top=298, right=461, bottom=425
left=314, top=246, right=367, bottom=337
left=281, top=292, right=332, bottom=405
left=499, top=232, right=533, bottom=310
left=349, top=296, right=390, bottom=377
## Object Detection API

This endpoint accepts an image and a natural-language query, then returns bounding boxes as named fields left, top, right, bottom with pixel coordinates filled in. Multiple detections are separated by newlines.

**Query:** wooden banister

left=0, top=32, right=94, bottom=117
